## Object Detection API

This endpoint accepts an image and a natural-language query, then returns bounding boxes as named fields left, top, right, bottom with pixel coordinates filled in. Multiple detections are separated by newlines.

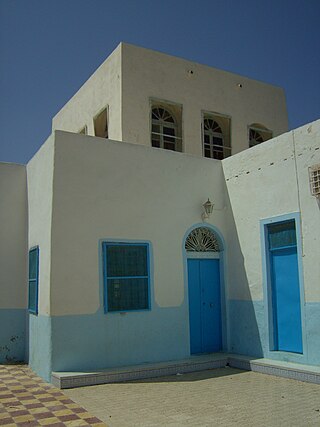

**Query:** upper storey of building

left=52, top=43, right=288, bottom=159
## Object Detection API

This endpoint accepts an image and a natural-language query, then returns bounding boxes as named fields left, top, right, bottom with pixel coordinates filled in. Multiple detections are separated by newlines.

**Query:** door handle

left=210, top=303, right=214, bottom=308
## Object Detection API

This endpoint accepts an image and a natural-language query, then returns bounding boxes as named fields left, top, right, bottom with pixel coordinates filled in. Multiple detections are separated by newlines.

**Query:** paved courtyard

left=1, top=365, right=320, bottom=426
left=65, top=367, right=320, bottom=427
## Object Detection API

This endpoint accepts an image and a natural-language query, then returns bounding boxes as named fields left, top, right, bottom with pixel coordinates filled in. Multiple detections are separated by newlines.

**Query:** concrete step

left=52, top=353, right=320, bottom=389
left=51, top=353, right=228, bottom=389
left=228, top=354, right=320, bottom=385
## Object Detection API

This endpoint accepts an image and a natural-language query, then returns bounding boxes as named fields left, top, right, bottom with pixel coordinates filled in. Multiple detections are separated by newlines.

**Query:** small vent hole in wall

left=309, top=164, right=320, bottom=198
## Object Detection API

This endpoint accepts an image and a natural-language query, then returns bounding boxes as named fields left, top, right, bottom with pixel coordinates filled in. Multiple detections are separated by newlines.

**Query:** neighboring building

left=0, top=44, right=319, bottom=383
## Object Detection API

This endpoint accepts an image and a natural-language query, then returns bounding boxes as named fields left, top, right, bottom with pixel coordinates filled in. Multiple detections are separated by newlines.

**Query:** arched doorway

left=185, top=226, right=222, bottom=354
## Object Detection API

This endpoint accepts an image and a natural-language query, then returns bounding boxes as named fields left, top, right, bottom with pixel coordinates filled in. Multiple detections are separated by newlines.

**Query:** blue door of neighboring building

left=268, top=221, right=303, bottom=354
left=187, top=259, right=222, bottom=354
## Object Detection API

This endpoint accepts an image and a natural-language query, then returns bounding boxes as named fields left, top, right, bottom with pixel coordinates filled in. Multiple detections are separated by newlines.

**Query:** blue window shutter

left=28, top=247, right=39, bottom=315
left=103, top=243, right=150, bottom=313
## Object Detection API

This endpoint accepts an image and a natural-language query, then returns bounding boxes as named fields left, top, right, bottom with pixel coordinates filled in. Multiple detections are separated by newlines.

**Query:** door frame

left=260, top=213, right=306, bottom=361
left=183, top=223, right=227, bottom=354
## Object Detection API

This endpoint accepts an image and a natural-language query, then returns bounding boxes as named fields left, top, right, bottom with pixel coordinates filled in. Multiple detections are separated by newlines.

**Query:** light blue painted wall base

left=228, top=300, right=265, bottom=357
left=0, top=309, right=26, bottom=363
left=27, top=300, right=320, bottom=382
left=228, top=300, right=320, bottom=367
left=51, top=305, right=189, bottom=373
left=29, top=315, right=52, bottom=382
left=305, top=303, right=320, bottom=365
left=303, top=303, right=320, bottom=366
left=259, top=302, right=320, bottom=365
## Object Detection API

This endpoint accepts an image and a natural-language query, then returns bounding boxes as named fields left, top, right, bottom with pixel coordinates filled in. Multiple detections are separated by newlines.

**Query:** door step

left=228, top=355, right=320, bottom=385
left=52, top=353, right=228, bottom=389
left=51, top=353, right=320, bottom=389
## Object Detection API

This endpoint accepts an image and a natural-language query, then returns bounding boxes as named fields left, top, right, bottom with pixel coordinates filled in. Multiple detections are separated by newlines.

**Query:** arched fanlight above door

left=185, top=227, right=220, bottom=252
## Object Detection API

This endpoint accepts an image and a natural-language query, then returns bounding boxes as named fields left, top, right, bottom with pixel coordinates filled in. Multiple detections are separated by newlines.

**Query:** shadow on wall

left=224, top=189, right=264, bottom=358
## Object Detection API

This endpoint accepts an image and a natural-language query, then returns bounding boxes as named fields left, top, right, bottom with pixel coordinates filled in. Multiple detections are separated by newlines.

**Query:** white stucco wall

left=49, top=131, right=228, bottom=316
left=0, top=163, right=27, bottom=308
left=27, top=135, right=55, bottom=315
left=51, top=43, right=288, bottom=159
left=223, top=119, right=320, bottom=302
left=293, top=120, right=320, bottom=302
left=52, top=44, right=122, bottom=141
left=121, top=43, right=288, bottom=155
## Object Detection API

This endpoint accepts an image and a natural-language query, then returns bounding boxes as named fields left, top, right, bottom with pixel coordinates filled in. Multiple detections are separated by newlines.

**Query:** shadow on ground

left=119, top=367, right=246, bottom=384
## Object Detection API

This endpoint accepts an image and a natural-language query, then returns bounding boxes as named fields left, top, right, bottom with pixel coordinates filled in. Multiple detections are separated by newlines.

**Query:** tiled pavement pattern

left=65, top=367, right=320, bottom=427
left=0, top=365, right=107, bottom=426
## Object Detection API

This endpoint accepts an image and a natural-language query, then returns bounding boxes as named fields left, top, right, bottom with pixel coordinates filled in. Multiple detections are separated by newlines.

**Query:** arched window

left=203, top=119, right=224, bottom=160
left=203, top=114, right=231, bottom=160
left=249, top=129, right=264, bottom=146
left=185, top=227, right=220, bottom=252
left=94, top=107, right=108, bottom=138
left=151, top=107, right=179, bottom=151
left=249, top=124, right=272, bottom=148
left=151, top=101, right=183, bottom=152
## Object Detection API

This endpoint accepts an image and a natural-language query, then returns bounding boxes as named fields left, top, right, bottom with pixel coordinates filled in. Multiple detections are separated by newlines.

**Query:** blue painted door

left=188, top=259, right=222, bottom=354
left=270, top=246, right=303, bottom=353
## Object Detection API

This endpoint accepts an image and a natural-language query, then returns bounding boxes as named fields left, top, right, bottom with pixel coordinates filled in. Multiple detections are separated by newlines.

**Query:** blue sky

left=1, top=0, right=319, bottom=164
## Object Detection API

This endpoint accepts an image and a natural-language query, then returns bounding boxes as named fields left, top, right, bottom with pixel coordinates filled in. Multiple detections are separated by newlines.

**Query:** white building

left=0, top=44, right=319, bottom=384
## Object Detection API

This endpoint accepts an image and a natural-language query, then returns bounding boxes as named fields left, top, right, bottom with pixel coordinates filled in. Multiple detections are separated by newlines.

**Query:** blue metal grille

left=107, top=278, right=148, bottom=311
left=104, top=243, right=149, bottom=312
left=106, top=245, right=147, bottom=277
left=268, top=221, right=296, bottom=250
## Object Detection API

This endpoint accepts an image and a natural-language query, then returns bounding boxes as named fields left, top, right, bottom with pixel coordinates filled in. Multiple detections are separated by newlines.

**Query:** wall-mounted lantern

left=202, top=198, right=214, bottom=221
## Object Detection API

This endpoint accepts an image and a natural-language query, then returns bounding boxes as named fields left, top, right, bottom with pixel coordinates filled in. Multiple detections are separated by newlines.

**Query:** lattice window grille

left=185, top=227, right=220, bottom=252
left=204, top=120, right=223, bottom=157
left=204, top=118, right=222, bottom=134
left=151, top=106, right=181, bottom=151
left=203, top=116, right=231, bottom=160
left=249, top=129, right=264, bottom=147
left=309, top=164, right=320, bottom=197
left=152, top=107, right=175, bottom=124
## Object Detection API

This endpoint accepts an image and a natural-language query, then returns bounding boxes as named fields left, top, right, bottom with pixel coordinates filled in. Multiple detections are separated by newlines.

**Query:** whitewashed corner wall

left=0, top=163, right=28, bottom=362
left=28, top=130, right=229, bottom=379
left=113, top=43, right=287, bottom=155
left=51, top=43, right=288, bottom=159
left=222, top=119, right=320, bottom=364
left=52, top=44, right=122, bottom=141
left=27, top=134, right=55, bottom=379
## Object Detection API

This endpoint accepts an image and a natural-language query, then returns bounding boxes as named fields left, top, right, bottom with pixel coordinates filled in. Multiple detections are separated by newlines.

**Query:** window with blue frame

left=103, top=243, right=150, bottom=312
left=28, top=247, right=39, bottom=315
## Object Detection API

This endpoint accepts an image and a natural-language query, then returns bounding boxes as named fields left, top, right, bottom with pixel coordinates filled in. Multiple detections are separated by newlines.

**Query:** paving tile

left=2, top=364, right=320, bottom=426
left=38, top=417, right=61, bottom=425
left=0, top=365, right=107, bottom=426
left=65, top=367, right=320, bottom=427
